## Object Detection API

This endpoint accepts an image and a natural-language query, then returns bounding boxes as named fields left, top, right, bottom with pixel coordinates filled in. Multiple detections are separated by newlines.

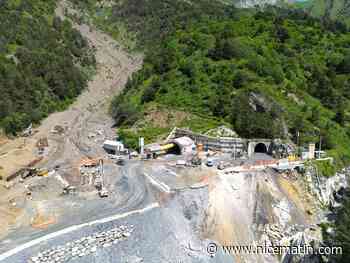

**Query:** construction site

left=0, top=1, right=348, bottom=263
left=0, top=110, right=346, bottom=263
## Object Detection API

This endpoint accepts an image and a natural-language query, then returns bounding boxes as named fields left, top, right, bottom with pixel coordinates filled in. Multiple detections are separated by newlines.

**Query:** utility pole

left=139, top=137, right=144, bottom=156
left=296, top=130, right=300, bottom=157
left=318, top=134, right=322, bottom=159
left=233, top=142, right=236, bottom=160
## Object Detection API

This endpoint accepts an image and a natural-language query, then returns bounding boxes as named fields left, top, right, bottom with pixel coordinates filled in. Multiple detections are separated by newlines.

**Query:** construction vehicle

left=217, top=161, right=226, bottom=170
left=22, top=123, right=33, bottom=137
left=206, top=158, right=214, bottom=167
left=176, top=160, right=186, bottom=166
left=62, top=185, right=77, bottom=195
left=37, top=169, right=49, bottom=177
left=20, top=169, right=34, bottom=179
left=99, top=187, right=109, bottom=198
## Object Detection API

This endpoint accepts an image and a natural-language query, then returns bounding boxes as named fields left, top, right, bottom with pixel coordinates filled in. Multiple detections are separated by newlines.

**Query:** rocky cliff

left=308, top=0, right=350, bottom=26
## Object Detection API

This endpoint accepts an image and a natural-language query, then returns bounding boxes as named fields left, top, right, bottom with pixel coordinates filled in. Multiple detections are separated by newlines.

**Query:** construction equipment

left=20, top=168, right=37, bottom=179
left=20, top=168, right=50, bottom=179
left=217, top=161, right=225, bottom=170
left=62, top=185, right=77, bottom=195
left=176, top=160, right=186, bottom=166
left=206, top=158, right=214, bottom=167
left=99, top=187, right=109, bottom=198
left=37, top=169, right=49, bottom=177
left=22, top=123, right=33, bottom=137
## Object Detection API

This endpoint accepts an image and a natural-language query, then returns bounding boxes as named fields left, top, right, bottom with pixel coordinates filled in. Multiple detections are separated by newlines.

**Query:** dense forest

left=0, top=0, right=95, bottom=134
left=69, top=0, right=238, bottom=50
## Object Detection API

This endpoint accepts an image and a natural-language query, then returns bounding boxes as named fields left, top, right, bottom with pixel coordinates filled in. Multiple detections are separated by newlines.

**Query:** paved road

left=0, top=204, right=159, bottom=262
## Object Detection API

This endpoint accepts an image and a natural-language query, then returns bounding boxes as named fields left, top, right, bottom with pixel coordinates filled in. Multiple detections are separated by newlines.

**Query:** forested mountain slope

left=0, top=0, right=95, bottom=134
left=107, top=4, right=350, bottom=168
left=69, top=0, right=238, bottom=50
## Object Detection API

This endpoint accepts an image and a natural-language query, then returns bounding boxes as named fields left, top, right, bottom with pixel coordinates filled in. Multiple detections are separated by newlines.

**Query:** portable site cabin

left=103, top=140, right=125, bottom=154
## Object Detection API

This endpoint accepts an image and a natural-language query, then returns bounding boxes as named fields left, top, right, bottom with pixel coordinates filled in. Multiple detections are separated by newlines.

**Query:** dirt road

left=0, top=0, right=142, bottom=181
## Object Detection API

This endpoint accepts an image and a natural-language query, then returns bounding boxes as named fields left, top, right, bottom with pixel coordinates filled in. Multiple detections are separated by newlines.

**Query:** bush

left=314, top=160, right=336, bottom=177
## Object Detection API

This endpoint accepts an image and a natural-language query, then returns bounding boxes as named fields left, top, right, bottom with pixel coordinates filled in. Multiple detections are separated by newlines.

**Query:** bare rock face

left=234, top=0, right=279, bottom=8
left=305, top=165, right=349, bottom=207
left=232, top=0, right=295, bottom=8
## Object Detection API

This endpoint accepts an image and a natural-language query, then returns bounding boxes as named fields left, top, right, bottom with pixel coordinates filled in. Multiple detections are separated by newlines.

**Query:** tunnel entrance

left=254, top=143, right=268, bottom=153
left=165, top=143, right=182, bottom=155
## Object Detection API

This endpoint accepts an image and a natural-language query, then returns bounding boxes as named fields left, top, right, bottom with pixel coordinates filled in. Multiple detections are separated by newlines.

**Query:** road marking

left=0, top=203, right=159, bottom=261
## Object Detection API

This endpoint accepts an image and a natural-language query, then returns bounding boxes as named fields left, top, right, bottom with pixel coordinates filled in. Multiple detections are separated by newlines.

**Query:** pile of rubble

left=28, top=225, right=133, bottom=263
left=205, top=125, right=238, bottom=138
